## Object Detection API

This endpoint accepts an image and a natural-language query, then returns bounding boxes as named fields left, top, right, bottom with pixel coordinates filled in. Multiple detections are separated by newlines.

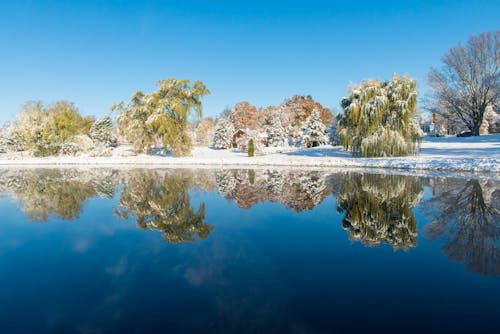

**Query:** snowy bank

left=0, top=134, right=498, bottom=173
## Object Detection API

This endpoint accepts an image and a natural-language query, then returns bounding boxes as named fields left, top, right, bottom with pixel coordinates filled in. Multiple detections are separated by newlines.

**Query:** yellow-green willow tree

left=339, top=74, right=422, bottom=157
left=115, top=78, right=210, bottom=156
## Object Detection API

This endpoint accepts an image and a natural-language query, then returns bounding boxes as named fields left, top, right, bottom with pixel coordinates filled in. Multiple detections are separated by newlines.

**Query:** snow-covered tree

left=267, top=115, right=288, bottom=147
left=326, top=115, right=340, bottom=145
left=90, top=116, right=115, bottom=146
left=339, top=74, right=422, bottom=157
left=213, top=118, right=235, bottom=149
left=299, top=108, right=329, bottom=148
left=115, top=78, right=210, bottom=156
left=13, top=101, right=93, bottom=156
left=481, top=106, right=499, bottom=134
left=0, top=122, right=21, bottom=152
left=192, top=117, right=215, bottom=146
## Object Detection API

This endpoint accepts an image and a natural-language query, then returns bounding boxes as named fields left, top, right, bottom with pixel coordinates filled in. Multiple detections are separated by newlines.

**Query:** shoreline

left=0, top=152, right=498, bottom=173
left=1, top=134, right=498, bottom=173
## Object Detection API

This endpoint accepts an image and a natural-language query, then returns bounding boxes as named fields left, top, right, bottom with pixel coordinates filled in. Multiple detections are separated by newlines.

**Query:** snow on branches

left=299, top=108, right=329, bottom=148
left=213, top=118, right=235, bottom=149
left=338, top=74, right=422, bottom=157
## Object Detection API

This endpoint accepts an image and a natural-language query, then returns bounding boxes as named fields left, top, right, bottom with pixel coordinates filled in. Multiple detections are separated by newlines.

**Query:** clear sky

left=0, top=0, right=499, bottom=124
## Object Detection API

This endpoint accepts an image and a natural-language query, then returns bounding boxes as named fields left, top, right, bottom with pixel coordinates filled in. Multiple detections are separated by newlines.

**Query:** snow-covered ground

left=0, top=134, right=498, bottom=173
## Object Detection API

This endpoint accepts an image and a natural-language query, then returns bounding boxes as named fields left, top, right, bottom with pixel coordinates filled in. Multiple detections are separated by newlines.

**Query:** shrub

left=248, top=138, right=254, bottom=157
left=15, top=101, right=93, bottom=156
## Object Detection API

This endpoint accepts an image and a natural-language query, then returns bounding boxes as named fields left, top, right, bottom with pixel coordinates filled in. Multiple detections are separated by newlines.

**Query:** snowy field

left=0, top=134, right=498, bottom=173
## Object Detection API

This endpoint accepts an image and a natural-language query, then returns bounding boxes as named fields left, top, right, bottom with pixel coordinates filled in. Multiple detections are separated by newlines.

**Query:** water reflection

left=114, top=170, right=212, bottom=244
left=423, top=178, right=500, bottom=275
left=0, top=168, right=498, bottom=276
left=215, top=169, right=330, bottom=211
left=0, top=169, right=116, bottom=221
left=332, top=173, right=422, bottom=251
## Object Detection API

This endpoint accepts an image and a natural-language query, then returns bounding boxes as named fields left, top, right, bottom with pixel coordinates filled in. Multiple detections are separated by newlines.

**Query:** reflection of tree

left=115, top=170, right=213, bottom=243
left=423, top=178, right=500, bottom=276
left=335, top=173, right=422, bottom=251
left=0, top=169, right=117, bottom=222
left=215, top=169, right=330, bottom=212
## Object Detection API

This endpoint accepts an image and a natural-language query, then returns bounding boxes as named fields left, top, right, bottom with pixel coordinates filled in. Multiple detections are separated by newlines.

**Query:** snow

left=0, top=134, right=498, bottom=173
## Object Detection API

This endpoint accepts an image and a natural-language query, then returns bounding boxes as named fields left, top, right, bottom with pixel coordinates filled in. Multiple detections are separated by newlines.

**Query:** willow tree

left=115, top=78, right=210, bottom=156
left=339, top=74, right=422, bottom=157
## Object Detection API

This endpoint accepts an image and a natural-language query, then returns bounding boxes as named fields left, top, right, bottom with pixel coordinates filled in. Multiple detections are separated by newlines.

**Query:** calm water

left=0, top=168, right=498, bottom=334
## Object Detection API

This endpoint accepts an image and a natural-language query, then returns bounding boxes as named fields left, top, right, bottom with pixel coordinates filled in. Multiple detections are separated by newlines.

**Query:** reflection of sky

left=0, top=171, right=498, bottom=333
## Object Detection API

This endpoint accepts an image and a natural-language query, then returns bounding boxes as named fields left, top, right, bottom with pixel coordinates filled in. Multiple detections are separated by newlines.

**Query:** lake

left=0, top=168, right=498, bottom=333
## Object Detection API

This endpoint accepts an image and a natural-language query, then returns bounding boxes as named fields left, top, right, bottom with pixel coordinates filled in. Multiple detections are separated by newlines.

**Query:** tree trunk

left=473, top=121, right=481, bottom=136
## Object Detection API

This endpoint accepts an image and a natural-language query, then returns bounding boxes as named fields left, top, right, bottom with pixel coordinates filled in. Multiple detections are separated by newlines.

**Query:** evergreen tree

left=90, top=116, right=115, bottom=146
left=338, top=74, right=422, bottom=157
left=299, top=108, right=329, bottom=148
left=213, top=118, right=235, bottom=149
left=247, top=138, right=255, bottom=157
left=267, top=115, right=288, bottom=147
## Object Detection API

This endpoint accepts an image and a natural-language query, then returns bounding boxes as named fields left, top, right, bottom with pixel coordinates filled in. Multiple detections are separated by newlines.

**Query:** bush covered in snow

left=8, top=101, right=93, bottom=157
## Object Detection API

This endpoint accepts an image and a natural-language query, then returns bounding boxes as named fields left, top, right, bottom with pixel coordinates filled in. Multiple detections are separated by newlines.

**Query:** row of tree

left=0, top=31, right=497, bottom=157
left=212, top=95, right=331, bottom=152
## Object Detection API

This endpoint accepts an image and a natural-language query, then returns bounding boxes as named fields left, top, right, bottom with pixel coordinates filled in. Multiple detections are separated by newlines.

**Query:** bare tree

left=428, top=31, right=499, bottom=136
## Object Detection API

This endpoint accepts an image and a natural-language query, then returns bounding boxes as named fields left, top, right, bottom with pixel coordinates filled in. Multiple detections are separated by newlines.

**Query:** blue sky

left=0, top=0, right=499, bottom=124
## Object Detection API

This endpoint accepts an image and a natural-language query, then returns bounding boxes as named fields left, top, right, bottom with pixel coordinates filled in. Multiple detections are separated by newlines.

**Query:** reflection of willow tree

left=115, top=170, right=213, bottom=243
left=215, top=169, right=330, bottom=212
left=0, top=169, right=117, bottom=222
left=335, top=173, right=422, bottom=251
left=423, top=178, right=500, bottom=276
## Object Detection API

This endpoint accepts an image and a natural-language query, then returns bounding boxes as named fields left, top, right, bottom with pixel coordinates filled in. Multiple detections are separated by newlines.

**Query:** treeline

left=0, top=31, right=498, bottom=157
left=0, top=75, right=420, bottom=158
